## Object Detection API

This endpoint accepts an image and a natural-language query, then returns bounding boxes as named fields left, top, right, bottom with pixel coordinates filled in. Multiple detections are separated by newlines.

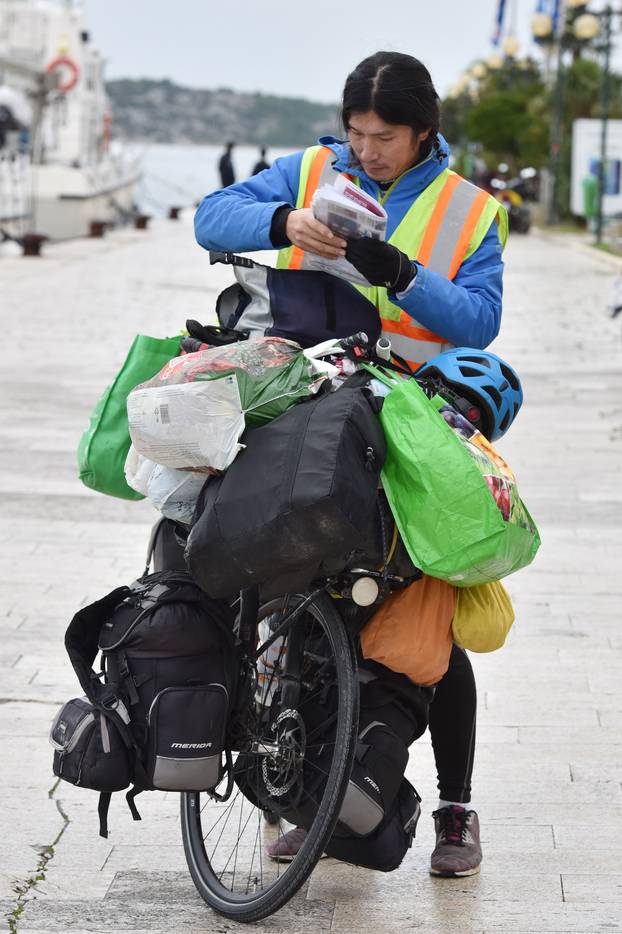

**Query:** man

left=218, top=141, right=236, bottom=188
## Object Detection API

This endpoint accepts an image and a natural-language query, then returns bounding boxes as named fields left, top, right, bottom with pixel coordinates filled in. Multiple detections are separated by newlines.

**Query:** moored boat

left=0, top=0, right=141, bottom=243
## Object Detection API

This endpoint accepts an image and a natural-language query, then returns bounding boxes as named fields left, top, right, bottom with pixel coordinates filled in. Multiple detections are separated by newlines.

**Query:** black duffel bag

left=186, top=387, right=386, bottom=599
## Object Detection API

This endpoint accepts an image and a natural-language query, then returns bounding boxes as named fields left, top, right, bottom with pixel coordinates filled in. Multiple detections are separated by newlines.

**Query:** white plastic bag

left=125, top=446, right=205, bottom=524
left=147, top=465, right=205, bottom=524
left=127, top=375, right=246, bottom=471
left=124, top=445, right=158, bottom=496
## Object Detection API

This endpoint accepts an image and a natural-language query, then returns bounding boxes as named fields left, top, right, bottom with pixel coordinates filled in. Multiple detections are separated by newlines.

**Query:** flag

left=492, top=0, right=507, bottom=46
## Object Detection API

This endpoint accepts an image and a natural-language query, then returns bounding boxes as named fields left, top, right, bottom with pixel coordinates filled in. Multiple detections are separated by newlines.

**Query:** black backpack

left=206, top=251, right=382, bottom=348
left=50, top=570, right=238, bottom=837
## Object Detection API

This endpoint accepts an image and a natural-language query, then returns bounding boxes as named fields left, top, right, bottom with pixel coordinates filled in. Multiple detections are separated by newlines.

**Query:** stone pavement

left=0, top=215, right=621, bottom=933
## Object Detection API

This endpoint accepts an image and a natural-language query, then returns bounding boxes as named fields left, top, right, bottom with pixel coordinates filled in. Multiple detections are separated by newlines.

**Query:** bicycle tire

left=180, top=591, right=359, bottom=922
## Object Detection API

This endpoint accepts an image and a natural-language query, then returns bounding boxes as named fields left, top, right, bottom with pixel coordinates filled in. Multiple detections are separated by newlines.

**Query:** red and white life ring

left=46, top=56, right=80, bottom=93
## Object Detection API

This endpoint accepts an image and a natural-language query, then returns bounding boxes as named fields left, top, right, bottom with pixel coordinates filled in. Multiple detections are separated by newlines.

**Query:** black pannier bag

left=186, top=387, right=387, bottom=600
left=207, top=251, right=382, bottom=348
left=51, top=570, right=237, bottom=836
left=326, top=777, right=422, bottom=872
left=50, top=696, right=132, bottom=793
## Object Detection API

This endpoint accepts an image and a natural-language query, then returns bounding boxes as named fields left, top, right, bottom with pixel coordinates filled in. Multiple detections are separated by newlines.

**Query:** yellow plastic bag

left=360, top=575, right=456, bottom=686
left=451, top=581, right=515, bottom=653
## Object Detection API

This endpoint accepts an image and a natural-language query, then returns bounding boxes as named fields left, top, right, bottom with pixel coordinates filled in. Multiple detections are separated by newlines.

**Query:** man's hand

left=285, top=208, right=347, bottom=259
left=345, top=237, right=416, bottom=292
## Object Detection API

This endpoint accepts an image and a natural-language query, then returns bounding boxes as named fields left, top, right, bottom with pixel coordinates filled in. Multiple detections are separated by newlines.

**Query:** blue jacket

left=194, top=134, right=504, bottom=348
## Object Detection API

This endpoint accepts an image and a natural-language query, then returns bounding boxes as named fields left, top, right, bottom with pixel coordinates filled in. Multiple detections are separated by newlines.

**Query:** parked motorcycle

left=488, top=166, right=535, bottom=235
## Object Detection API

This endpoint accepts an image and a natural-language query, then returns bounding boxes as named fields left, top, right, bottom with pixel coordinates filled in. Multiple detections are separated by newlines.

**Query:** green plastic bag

left=197, top=351, right=318, bottom=427
left=369, top=365, right=540, bottom=586
left=78, top=334, right=181, bottom=500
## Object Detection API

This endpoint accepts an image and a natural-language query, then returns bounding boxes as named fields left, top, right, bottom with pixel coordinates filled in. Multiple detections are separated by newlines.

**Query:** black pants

left=428, top=644, right=476, bottom=804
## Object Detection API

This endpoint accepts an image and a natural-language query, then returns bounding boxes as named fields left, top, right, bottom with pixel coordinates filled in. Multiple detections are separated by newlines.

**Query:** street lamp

left=502, top=35, right=520, bottom=57
left=531, top=12, right=553, bottom=38
left=589, top=6, right=621, bottom=245
left=537, top=1, right=617, bottom=227
left=573, top=12, right=600, bottom=40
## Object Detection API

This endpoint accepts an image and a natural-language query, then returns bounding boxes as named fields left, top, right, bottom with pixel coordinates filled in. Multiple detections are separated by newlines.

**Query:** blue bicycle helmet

left=416, top=347, right=523, bottom=441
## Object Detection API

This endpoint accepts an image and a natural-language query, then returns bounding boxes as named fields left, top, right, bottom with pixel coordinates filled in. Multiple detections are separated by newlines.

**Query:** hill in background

left=106, top=79, right=340, bottom=148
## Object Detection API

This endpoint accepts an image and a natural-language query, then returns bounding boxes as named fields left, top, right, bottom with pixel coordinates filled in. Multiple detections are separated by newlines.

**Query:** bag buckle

left=209, top=251, right=255, bottom=269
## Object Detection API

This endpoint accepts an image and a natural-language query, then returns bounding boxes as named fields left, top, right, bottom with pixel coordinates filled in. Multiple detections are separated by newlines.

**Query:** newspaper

left=308, top=175, right=387, bottom=286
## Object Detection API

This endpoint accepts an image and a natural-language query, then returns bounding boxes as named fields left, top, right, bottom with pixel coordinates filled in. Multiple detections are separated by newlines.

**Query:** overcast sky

left=82, top=0, right=607, bottom=102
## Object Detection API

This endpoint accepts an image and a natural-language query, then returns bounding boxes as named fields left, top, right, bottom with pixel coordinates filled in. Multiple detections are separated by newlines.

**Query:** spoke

left=245, top=809, right=261, bottom=894
left=258, top=809, right=264, bottom=888
left=201, top=789, right=242, bottom=841
left=207, top=794, right=240, bottom=863
left=303, top=755, right=333, bottom=783
left=218, top=794, right=262, bottom=887
left=231, top=789, right=245, bottom=891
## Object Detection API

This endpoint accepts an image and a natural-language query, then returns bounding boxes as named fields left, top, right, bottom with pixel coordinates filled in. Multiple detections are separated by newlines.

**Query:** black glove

left=345, top=238, right=416, bottom=292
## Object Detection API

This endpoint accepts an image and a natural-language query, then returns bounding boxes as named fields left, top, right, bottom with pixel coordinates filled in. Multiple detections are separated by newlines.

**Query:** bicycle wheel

left=180, top=591, right=359, bottom=922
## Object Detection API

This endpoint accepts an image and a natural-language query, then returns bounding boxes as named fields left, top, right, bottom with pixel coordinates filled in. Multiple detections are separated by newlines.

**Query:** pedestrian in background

left=252, top=146, right=271, bottom=176
left=218, top=141, right=236, bottom=188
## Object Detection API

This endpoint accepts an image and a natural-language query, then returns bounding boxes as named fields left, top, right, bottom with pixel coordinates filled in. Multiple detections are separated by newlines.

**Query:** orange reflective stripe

left=289, top=245, right=304, bottom=269
left=416, top=173, right=462, bottom=267
left=447, top=189, right=490, bottom=280
left=289, top=147, right=332, bottom=270
left=381, top=314, right=447, bottom=345
left=303, top=147, right=331, bottom=208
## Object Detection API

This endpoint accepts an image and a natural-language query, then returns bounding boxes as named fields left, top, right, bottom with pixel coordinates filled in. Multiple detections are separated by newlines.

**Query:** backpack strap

left=98, top=792, right=112, bottom=838
left=97, top=786, right=146, bottom=839
left=96, top=707, right=152, bottom=838
left=125, top=786, right=144, bottom=822
left=117, top=650, right=140, bottom=707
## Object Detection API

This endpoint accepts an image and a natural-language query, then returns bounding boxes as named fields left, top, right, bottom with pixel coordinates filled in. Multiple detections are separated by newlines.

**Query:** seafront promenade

left=1, top=214, right=621, bottom=933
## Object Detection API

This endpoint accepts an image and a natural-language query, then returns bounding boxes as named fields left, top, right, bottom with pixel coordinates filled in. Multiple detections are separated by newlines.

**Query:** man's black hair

left=340, top=51, right=445, bottom=160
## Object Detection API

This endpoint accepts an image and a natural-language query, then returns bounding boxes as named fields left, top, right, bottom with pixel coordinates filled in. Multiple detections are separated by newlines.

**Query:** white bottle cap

left=375, top=337, right=392, bottom=361
left=351, top=576, right=379, bottom=607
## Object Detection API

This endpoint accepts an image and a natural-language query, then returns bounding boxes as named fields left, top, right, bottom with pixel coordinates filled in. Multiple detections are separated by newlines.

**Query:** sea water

left=135, top=143, right=298, bottom=216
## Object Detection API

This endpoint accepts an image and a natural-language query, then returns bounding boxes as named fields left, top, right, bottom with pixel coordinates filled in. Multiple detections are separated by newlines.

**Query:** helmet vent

left=500, top=411, right=510, bottom=432
left=500, top=364, right=520, bottom=391
left=459, top=365, right=486, bottom=379
left=483, top=384, right=502, bottom=407
left=460, top=355, right=492, bottom=368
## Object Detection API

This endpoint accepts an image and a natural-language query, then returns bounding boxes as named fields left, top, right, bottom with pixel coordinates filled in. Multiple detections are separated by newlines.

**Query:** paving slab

left=1, top=220, right=621, bottom=933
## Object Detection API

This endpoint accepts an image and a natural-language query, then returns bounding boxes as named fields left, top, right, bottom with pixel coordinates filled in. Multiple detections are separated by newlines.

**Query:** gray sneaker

left=430, top=806, right=482, bottom=877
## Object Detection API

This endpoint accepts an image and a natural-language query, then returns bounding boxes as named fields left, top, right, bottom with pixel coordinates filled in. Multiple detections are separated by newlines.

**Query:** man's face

left=347, top=111, right=431, bottom=183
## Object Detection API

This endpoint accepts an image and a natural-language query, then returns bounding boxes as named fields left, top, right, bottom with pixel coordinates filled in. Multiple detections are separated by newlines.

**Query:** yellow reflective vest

left=277, top=145, right=508, bottom=369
